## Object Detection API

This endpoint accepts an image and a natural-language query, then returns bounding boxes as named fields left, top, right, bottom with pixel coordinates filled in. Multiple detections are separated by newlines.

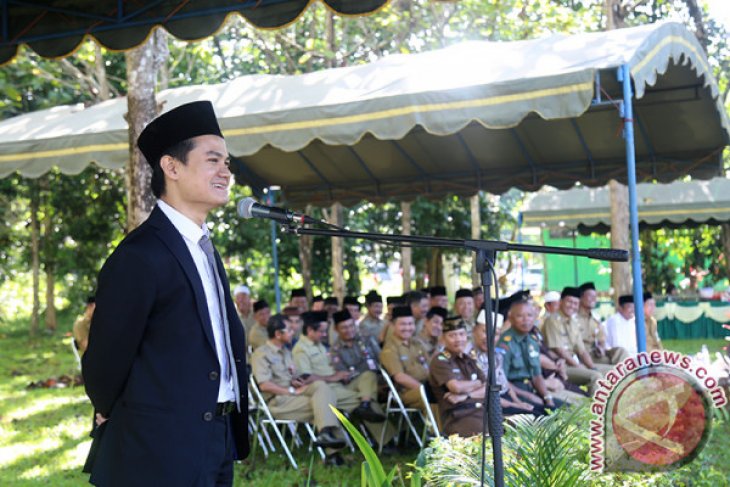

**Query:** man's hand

left=444, top=392, right=466, bottom=404
left=515, top=401, right=534, bottom=411
left=330, top=370, right=351, bottom=383
left=95, top=413, right=108, bottom=426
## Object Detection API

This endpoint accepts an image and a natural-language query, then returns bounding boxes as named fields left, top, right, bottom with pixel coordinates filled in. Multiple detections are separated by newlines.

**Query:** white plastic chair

left=248, top=376, right=325, bottom=468
left=378, top=366, right=424, bottom=452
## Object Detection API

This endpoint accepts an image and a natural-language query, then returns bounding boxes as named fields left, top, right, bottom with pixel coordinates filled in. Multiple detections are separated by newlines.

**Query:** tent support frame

left=620, top=63, right=648, bottom=353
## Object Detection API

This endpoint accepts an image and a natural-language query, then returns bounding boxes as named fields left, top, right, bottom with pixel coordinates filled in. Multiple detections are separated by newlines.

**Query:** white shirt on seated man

left=604, top=295, right=637, bottom=356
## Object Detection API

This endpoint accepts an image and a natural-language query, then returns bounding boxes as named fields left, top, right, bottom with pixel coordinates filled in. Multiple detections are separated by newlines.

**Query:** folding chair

left=248, top=376, right=325, bottom=469
left=70, top=339, right=82, bottom=371
left=378, top=366, right=424, bottom=452
left=419, top=384, right=440, bottom=440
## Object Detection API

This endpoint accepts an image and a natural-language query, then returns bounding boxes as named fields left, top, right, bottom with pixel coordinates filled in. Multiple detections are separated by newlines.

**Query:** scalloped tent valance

left=521, top=177, right=730, bottom=234
left=0, top=0, right=400, bottom=66
left=0, top=22, right=728, bottom=207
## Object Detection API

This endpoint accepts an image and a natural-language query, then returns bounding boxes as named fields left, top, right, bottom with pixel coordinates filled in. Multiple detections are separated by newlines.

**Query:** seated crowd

left=232, top=281, right=663, bottom=457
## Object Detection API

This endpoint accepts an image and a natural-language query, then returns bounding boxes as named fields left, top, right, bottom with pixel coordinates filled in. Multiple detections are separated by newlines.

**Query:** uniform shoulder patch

left=437, top=355, right=449, bottom=361
left=502, top=335, right=512, bottom=342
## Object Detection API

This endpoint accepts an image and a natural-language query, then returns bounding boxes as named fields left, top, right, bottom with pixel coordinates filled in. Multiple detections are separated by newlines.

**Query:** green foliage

left=330, top=405, right=405, bottom=487
left=416, top=406, right=593, bottom=486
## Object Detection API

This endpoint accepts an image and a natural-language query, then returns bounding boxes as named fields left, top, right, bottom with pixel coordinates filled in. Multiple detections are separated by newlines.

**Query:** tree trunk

left=299, top=204, right=314, bottom=302
left=721, top=224, right=730, bottom=279
left=470, top=194, right=481, bottom=287
left=604, top=0, right=626, bottom=30
left=41, top=187, right=57, bottom=331
left=401, top=201, right=412, bottom=293
left=330, top=202, right=345, bottom=303
left=609, top=179, right=632, bottom=298
left=30, top=180, right=40, bottom=336
left=682, top=0, right=708, bottom=53
left=124, top=31, right=168, bottom=232
left=94, top=43, right=111, bottom=101
left=427, top=248, right=444, bottom=287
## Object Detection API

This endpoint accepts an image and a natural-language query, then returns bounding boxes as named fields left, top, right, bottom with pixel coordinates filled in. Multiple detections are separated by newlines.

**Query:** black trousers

left=194, top=414, right=235, bottom=487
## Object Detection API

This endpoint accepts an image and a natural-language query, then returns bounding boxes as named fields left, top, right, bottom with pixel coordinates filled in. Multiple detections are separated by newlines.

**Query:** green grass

left=0, top=311, right=416, bottom=486
left=663, top=338, right=728, bottom=357
left=1, top=311, right=728, bottom=486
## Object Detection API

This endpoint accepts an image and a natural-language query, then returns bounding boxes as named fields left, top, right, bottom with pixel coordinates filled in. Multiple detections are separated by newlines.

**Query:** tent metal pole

left=619, top=64, right=647, bottom=353
left=267, top=189, right=282, bottom=313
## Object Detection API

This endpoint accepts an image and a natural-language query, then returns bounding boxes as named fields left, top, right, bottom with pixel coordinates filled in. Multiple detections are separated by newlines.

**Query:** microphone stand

left=281, top=223, right=627, bottom=487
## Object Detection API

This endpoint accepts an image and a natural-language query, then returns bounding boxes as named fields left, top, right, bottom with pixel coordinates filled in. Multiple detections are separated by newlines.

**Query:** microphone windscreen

left=237, top=197, right=256, bottom=218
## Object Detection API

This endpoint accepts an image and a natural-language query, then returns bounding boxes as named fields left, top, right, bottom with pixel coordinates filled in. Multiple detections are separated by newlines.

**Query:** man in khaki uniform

left=407, top=291, right=430, bottom=335
left=576, top=282, right=628, bottom=365
left=250, top=316, right=346, bottom=454
left=293, top=311, right=385, bottom=423
left=643, top=291, right=663, bottom=351
left=417, top=307, right=446, bottom=356
left=542, top=287, right=611, bottom=393
left=359, top=291, right=385, bottom=342
left=454, top=289, right=476, bottom=331
left=233, top=285, right=255, bottom=336
left=380, top=306, right=432, bottom=413
left=429, top=286, right=448, bottom=310
left=72, top=295, right=96, bottom=356
left=330, top=310, right=397, bottom=446
left=247, top=299, right=271, bottom=351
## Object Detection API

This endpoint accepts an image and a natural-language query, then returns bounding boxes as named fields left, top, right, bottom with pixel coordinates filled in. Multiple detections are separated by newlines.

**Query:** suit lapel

left=148, top=206, right=216, bottom=351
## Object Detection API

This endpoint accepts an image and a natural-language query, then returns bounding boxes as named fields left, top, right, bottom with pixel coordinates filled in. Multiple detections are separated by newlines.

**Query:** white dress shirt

left=604, top=312, right=637, bottom=356
left=158, top=200, right=235, bottom=402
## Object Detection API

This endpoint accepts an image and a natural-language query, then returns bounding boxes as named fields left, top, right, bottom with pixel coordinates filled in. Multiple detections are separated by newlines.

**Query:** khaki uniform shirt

left=380, top=337, right=430, bottom=385
left=72, top=315, right=91, bottom=354
left=645, top=315, right=663, bottom=351
left=237, top=310, right=256, bottom=336
left=330, top=335, right=381, bottom=373
left=417, top=328, right=440, bottom=356
left=497, top=328, right=542, bottom=381
left=542, top=311, right=586, bottom=355
left=359, top=315, right=385, bottom=339
left=251, top=341, right=296, bottom=399
left=248, top=323, right=269, bottom=351
left=575, top=308, right=606, bottom=349
left=292, top=335, right=335, bottom=376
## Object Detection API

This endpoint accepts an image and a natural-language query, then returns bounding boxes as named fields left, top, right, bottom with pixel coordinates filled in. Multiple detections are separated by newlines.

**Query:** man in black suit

left=82, top=101, right=248, bottom=486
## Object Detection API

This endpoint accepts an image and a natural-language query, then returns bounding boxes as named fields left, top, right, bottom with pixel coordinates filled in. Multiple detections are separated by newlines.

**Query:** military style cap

left=253, top=299, right=269, bottom=312
left=324, top=297, right=339, bottom=306
left=618, top=295, right=634, bottom=306
left=386, top=296, right=404, bottom=306
left=442, top=319, right=467, bottom=333
left=137, top=101, right=223, bottom=167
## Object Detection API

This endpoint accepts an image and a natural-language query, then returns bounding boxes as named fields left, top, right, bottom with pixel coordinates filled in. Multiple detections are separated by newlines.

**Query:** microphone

left=237, top=197, right=317, bottom=225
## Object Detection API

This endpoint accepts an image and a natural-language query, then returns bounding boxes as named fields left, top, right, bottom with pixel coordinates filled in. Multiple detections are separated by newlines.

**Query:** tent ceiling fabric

left=0, top=22, right=728, bottom=207
left=0, top=0, right=393, bottom=65
left=521, top=177, right=730, bottom=233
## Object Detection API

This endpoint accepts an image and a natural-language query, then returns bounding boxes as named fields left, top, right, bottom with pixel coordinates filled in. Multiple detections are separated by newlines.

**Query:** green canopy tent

left=0, top=0, right=392, bottom=65
left=1, top=22, right=727, bottom=202
left=1, top=21, right=729, bottom=352
left=522, top=177, right=730, bottom=234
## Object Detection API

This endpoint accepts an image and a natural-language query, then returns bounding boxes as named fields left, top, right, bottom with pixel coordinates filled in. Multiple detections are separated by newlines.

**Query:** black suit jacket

left=82, top=205, right=249, bottom=486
